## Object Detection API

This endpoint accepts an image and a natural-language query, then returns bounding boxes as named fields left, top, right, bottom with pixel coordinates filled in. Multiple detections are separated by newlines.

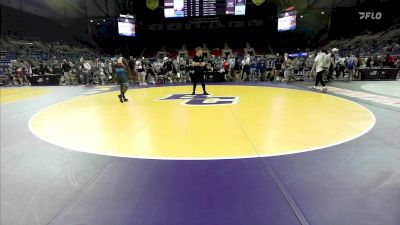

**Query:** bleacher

left=0, top=35, right=97, bottom=66
left=0, top=52, right=18, bottom=65
left=325, top=25, right=400, bottom=57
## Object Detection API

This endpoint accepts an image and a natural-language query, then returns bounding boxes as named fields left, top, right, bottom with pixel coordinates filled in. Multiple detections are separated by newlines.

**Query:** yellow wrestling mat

left=29, top=85, right=375, bottom=159
left=0, top=87, right=50, bottom=104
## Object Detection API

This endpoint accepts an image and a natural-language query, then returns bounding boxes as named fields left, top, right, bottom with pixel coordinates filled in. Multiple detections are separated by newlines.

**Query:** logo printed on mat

left=155, top=94, right=239, bottom=106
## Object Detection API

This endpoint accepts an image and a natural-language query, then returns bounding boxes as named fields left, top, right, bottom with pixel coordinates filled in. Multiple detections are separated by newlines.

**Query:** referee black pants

left=315, top=70, right=326, bottom=87
left=192, top=73, right=206, bottom=93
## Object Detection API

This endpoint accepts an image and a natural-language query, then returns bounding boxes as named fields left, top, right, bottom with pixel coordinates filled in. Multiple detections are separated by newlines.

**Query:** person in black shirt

left=61, top=59, right=72, bottom=85
left=274, top=55, right=283, bottom=81
left=39, top=61, right=46, bottom=75
left=191, top=47, right=209, bottom=95
left=163, top=57, right=174, bottom=83
left=128, top=56, right=136, bottom=84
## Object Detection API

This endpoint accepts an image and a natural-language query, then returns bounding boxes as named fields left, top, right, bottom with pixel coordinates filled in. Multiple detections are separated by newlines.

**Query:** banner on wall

left=146, top=0, right=159, bottom=10
left=148, top=20, right=264, bottom=31
left=252, top=0, right=265, bottom=6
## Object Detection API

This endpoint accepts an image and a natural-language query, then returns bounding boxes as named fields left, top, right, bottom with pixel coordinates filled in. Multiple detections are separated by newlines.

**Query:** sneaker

left=191, top=92, right=195, bottom=95
left=118, top=94, right=124, bottom=103
left=322, top=87, right=328, bottom=93
left=203, top=92, right=210, bottom=95
left=123, top=95, right=128, bottom=102
left=313, top=86, right=317, bottom=90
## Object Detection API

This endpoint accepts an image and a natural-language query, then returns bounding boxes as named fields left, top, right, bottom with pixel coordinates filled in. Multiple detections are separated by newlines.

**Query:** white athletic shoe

left=313, top=86, right=317, bottom=90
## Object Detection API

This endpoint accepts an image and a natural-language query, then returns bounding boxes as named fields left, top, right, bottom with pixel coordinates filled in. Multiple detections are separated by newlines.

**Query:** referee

left=191, top=47, right=209, bottom=95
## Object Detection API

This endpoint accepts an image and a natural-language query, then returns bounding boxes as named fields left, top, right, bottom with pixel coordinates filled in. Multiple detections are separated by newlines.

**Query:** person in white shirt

left=82, top=59, right=92, bottom=85
left=95, top=59, right=107, bottom=85
left=152, top=59, right=163, bottom=83
left=241, top=55, right=250, bottom=81
left=336, top=55, right=346, bottom=79
left=135, top=57, right=147, bottom=85
left=311, top=49, right=329, bottom=92
left=228, top=57, right=236, bottom=80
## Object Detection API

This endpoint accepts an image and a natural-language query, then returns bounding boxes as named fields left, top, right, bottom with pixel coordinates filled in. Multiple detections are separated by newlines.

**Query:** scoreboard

left=164, top=0, right=246, bottom=18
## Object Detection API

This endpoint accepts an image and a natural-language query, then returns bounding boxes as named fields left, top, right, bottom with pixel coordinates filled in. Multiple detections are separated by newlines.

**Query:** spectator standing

left=274, top=55, right=283, bottom=81
left=346, top=54, right=358, bottom=81
left=326, top=52, right=335, bottom=81
left=128, top=56, right=136, bottom=84
left=61, top=59, right=72, bottom=85
left=336, top=55, right=346, bottom=78
left=82, top=59, right=92, bottom=85
left=135, top=57, right=147, bottom=85
left=311, top=49, right=328, bottom=92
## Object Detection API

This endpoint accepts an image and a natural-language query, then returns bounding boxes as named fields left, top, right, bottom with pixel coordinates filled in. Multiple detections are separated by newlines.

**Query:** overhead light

left=103, top=19, right=105, bottom=22
left=300, top=15, right=303, bottom=18
left=97, top=23, right=100, bottom=25
left=321, top=11, right=325, bottom=15
left=90, top=20, right=93, bottom=23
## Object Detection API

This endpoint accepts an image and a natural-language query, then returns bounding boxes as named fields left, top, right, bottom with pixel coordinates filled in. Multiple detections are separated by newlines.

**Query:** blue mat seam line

left=44, top=158, right=116, bottom=225
left=228, top=107, right=310, bottom=225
